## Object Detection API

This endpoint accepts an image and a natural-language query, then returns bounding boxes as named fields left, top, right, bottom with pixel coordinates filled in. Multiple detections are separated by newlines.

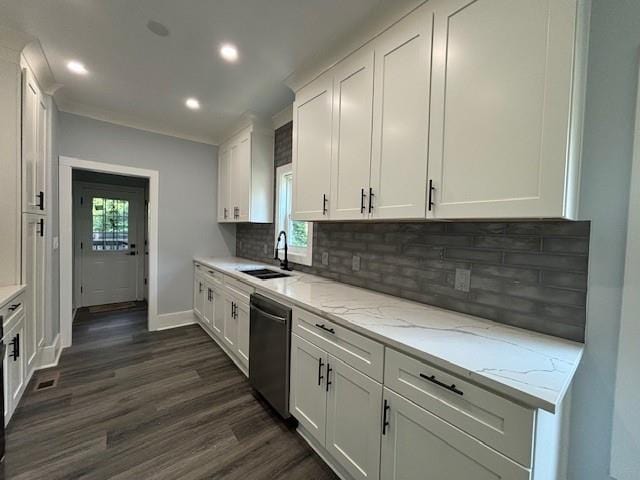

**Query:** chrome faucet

left=274, top=230, right=292, bottom=271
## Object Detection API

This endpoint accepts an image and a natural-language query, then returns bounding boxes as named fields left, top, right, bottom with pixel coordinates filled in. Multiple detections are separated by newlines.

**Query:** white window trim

left=275, top=163, right=313, bottom=266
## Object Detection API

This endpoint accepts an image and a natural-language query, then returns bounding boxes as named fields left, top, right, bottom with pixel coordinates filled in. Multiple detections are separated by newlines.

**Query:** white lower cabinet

left=381, top=388, right=530, bottom=480
left=290, top=334, right=328, bottom=443
left=202, top=284, right=215, bottom=329
left=211, top=287, right=224, bottom=337
left=3, top=308, right=26, bottom=424
left=235, top=299, right=250, bottom=370
left=326, top=356, right=382, bottom=480
left=290, top=333, right=383, bottom=480
left=223, top=295, right=238, bottom=352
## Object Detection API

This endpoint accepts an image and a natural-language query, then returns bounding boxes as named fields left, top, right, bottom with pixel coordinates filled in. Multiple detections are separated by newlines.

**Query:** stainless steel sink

left=240, top=268, right=291, bottom=280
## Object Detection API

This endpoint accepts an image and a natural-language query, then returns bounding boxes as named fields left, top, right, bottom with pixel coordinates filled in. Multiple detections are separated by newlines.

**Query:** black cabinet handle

left=428, top=180, right=435, bottom=211
left=37, top=191, right=44, bottom=210
left=315, top=323, right=335, bottom=334
left=360, top=188, right=366, bottom=214
left=11, top=334, right=19, bottom=361
left=38, top=218, right=44, bottom=237
left=419, top=373, right=464, bottom=396
left=8, top=303, right=21, bottom=312
left=199, top=282, right=203, bottom=293
left=322, top=194, right=328, bottom=215
left=368, top=187, right=374, bottom=213
left=317, top=357, right=324, bottom=386
left=326, top=363, right=332, bottom=392
left=382, top=399, right=390, bottom=435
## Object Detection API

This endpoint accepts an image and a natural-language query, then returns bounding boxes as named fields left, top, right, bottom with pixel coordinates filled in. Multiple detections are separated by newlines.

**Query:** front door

left=77, top=187, right=144, bottom=307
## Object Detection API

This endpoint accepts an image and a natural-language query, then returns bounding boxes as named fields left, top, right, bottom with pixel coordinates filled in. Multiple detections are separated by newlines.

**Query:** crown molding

left=284, top=0, right=425, bottom=93
left=55, top=97, right=218, bottom=146
left=22, top=40, right=61, bottom=95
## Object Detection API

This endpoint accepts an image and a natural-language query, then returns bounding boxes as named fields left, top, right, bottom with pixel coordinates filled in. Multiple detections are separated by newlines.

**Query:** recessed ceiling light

left=185, top=98, right=200, bottom=110
left=67, top=60, right=88, bottom=75
left=219, top=43, right=239, bottom=62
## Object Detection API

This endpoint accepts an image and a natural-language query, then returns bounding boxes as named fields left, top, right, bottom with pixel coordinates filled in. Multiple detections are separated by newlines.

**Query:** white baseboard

left=154, top=309, right=197, bottom=331
left=38, top=333, right=63, bottom=369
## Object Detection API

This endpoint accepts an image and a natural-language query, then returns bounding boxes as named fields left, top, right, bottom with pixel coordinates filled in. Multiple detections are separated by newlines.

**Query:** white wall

left=58, top=112, right=235, bottom=315
left=569, top=1, right=640, bottom=479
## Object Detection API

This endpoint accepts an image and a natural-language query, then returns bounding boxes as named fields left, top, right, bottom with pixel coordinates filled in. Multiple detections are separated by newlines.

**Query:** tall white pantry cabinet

left=291, top=0, right=589, bottom=222
left=0, top=37, right=50, bottom=425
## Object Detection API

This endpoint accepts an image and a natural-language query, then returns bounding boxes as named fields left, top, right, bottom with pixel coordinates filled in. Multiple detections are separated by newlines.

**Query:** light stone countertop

left=0, top=284, right=26, bottom=309
left=195, top=256, right=584, bottom=413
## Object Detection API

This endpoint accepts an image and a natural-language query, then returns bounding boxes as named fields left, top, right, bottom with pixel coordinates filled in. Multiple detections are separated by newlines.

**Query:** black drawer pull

left=360, top=188, right=366, bottom=214
left=382, top=399, right=390, bottom=435
left=8, top=303, right=21, bottom=312
left=11, top=334, right=19, bottom=361
left=419, top=373, right=464, bottom=396
left=317, top=358, right=324, bottom=386
left=315, top=323, right=335, bottom=334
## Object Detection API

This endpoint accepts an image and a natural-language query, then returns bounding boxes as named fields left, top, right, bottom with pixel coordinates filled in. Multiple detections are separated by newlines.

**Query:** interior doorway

left=72, top=171, right=148, bottom=309
left=59, top=156, right=159, bottom=349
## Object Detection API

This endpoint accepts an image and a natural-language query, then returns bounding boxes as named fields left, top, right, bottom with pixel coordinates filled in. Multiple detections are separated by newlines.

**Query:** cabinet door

left=22, top=213, right=45, bottom=373
left=326, top=356, right=382, bottom=480
left=203, top=283, right=215, bottom=328
left=236, top=299, right=250, bottom=369
left=330, top=49, right=375, bottom=220
left=234, top=132, right=252, bottom=222
left=212, top=287, right=224, bottom=337
left=5, top=315, right=25, bottom=422
left=217, top=145, right=231, bottom=222
left=380, top=388, right=530, bottom=480
left=223, top=295, right=238, bottom=351
left=428, top=0, right=577, bottom=219
left=36, top=96, right=47, bottom=215
left=193, top=275, right=205, bottom=320
left=22, top=68, right=42, bottom=214
left=290, top=334, right=328, bottom=445
left=292, top=72, right=333, bottom=221
left=369, top=4, right=433, bottom=220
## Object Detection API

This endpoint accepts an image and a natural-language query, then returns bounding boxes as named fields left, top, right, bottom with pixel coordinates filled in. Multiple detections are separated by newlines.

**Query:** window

left=275, top=164, right=313, bottom=265
left=91, top=197, right=130, bottom=251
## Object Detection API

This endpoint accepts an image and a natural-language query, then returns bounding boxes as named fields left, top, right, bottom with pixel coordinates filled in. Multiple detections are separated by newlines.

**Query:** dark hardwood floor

left=3, top=306, right=338, bottom=480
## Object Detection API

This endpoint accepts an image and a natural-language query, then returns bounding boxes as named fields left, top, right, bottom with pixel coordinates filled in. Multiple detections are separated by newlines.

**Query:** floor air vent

left=34, top=371, right=60, bottom=392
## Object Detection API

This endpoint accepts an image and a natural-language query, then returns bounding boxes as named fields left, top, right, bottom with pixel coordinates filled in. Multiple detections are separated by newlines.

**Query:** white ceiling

left=0, top=0, right=398, bottom=144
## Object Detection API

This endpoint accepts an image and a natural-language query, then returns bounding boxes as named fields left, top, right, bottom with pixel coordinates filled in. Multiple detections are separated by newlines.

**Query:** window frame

left=274, top=164, right=313, bottom=266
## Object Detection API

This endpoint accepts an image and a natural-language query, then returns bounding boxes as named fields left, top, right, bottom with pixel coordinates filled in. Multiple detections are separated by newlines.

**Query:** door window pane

left=92, top=197, right=129, bottom=251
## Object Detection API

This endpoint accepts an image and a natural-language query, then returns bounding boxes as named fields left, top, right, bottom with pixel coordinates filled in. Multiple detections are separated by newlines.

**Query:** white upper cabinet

left=369, top=3, right=433, bottom=220
left=292, top=72, right=334, bottom=221
left=217, top=146, right=230, bottom=221
left=217, top=123, right=274, bottom=223
left=329, top=49, right=375, bottom=220
left=289, top=0, right=586, bottom=221
left=22, top=66, right=47, bottom=215
left=427, top=0, right=583, bottom=219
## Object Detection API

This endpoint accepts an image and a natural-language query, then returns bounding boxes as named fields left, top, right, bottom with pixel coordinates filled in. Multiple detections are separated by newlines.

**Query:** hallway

left=2, top=307, right=336, bottom=479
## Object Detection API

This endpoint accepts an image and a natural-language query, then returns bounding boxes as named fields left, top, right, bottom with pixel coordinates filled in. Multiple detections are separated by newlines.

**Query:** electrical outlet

left=263, top=244, right=268, bottom=255
left=322, top=252, right=329, bottom=265
left=352, top=255, right=361, bottom=272
left=454, top=268, right=471, bottom=292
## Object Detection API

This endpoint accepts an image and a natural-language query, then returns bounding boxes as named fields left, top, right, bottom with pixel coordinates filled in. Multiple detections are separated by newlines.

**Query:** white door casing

left=59, top=156, right=159, bottom=348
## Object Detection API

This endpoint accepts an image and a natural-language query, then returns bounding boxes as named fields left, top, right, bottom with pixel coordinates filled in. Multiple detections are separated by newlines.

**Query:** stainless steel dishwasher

left=249, top=293, right=292, bottom=419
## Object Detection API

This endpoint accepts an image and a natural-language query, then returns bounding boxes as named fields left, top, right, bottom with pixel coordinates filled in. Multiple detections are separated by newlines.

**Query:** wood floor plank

left=3, top=306, right=338, bottom=479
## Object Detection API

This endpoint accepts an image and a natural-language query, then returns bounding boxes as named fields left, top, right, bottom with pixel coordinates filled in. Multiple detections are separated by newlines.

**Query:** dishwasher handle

left=250, top=305, right=287, bottom=324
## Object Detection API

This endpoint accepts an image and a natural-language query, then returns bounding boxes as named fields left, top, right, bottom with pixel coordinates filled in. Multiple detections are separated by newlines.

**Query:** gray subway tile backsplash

left=234, top=121, right=590, bottom=343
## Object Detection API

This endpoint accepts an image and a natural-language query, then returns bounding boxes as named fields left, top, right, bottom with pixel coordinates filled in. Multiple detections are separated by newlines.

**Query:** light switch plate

left=455, top=268, right=471, bottom=292
left=352, top=255, right=361, bottom=272
left=322, top=252, right=329, bottom=265
left=53, top=236, right=59, bottom=250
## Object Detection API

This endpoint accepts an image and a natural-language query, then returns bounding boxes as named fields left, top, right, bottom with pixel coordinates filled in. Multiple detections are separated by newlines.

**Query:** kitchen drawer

left=1, top=292, right=25, bottom=334
left=224, top=276, right=254, bottom=302
left=293, top=307, right=384, bottom=382
left=384, top=348, right=535, bottom=467
left=195, top=263, right=224, bottom=286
